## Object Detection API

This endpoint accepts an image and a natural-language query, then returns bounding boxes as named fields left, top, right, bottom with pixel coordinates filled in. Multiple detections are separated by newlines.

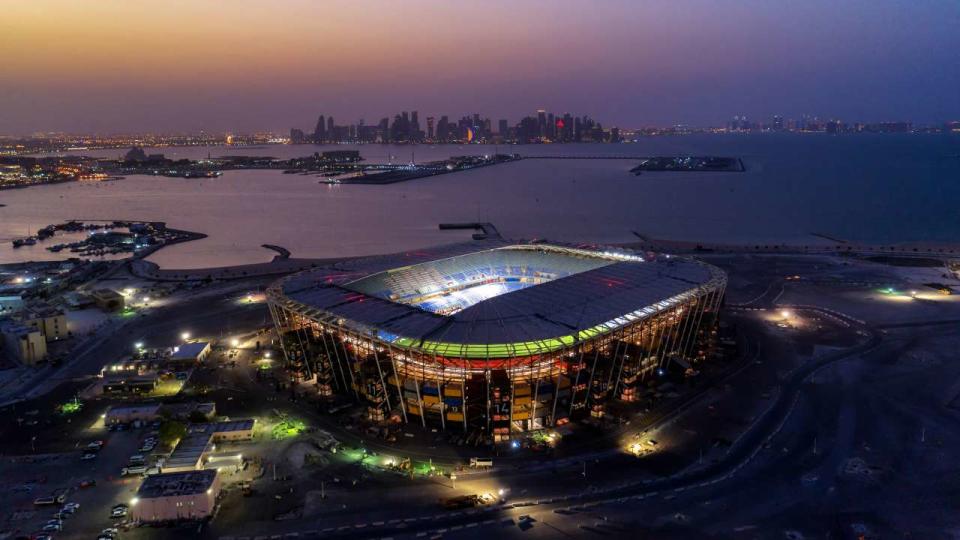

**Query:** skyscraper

left=411, top=111, right=420, bottom=141
left=537, top=109, right=546, bottom=139
left=314, top=115, right=326, bottom=142
left=426, top=116, right=435, bottom=140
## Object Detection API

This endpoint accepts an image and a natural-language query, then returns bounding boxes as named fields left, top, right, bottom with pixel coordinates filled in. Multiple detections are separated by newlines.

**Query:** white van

left=469, top=457, right=493, bottom=468
left=121, top=465, right=148, bottom=476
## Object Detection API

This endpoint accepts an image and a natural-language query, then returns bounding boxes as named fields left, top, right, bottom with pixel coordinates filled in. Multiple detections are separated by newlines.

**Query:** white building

left=131, top=469, right=220, bottom=522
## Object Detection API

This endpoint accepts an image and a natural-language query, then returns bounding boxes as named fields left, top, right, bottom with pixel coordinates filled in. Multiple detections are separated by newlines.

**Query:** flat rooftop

left=107, top=403, right=161, bottom=415
left=170, top=341, right=210, bottom=360
left=165, top=433, right=212, bottom=470
left=276, top=242, right=726, bottom=355
left=136, top=469, right=216, bottom=499
left=191, top=419, right=255, bottom=435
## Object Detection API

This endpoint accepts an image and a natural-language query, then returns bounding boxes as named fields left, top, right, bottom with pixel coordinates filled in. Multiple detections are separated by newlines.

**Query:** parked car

left=121, top=466, right=147, bottom=476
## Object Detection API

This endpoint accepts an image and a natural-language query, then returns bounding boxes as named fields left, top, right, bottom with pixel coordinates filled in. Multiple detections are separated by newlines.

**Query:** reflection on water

left=2, top=135, right=958, bottom=269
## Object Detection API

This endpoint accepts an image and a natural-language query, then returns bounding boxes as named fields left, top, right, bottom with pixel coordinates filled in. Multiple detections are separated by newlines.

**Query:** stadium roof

left=274, top=242, right=725, bottom=358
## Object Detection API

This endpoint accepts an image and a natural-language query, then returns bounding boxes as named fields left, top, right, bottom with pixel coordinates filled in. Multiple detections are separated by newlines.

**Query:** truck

left=469, top=457, right=493, bottom=468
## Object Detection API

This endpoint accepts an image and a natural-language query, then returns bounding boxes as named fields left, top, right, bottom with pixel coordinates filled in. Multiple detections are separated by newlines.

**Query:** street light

left=134, top=342, right=143, bottom=349
left=230, top=338, right=240, bottom=348
left=181, top=332, right=191, bottom=341
left=780, top=309, right=792, bottom=319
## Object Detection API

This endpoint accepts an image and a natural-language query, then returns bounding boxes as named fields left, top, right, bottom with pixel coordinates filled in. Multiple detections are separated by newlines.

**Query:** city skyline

left=2, top=0, right=958, bottom=134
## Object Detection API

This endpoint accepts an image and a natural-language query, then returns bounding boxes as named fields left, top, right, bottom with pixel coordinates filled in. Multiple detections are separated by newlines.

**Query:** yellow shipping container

left=513, top=411, right=531, bottom=420
left=407, top=404, right=421, bottom=416
left=515, top=385, right=532, bottom=396
left=422, top=395, right=440, bottom=406
left=446, top=412, right=464, bottom=422
left=514, top=396, right=532, bottom=406
left=443, top=386, right=462, bottom=397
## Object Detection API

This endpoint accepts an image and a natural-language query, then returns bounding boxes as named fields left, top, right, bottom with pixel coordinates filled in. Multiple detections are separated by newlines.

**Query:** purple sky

left=2, top=0, right=958, bottom=134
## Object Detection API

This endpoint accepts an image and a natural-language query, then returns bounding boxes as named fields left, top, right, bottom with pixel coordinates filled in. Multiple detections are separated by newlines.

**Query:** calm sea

left=2, top=134, right=958, bottom=269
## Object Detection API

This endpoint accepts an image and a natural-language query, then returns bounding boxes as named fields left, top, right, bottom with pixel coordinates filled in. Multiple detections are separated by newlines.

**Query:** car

left=63, top=502, right=80, bottom=511
left=98, top=535, right=114, bottom=540
left=87, top=441, right=104, bottom=450
left=101, top=527, right=119, bottom=537
left=79, top=478, right=97, bottom=488
left=110, top=508, right=128, bottom=518
left=34, top=496, right=57, bottom=506
left=52, top=511, right=70, bottom=519
left=42, top=522, right=62, bottom=532
left=34, top=535, right=53, bottom=540
left=112, top=503, right=128, bottom=511
left=81, top=453, right=98, bottom=460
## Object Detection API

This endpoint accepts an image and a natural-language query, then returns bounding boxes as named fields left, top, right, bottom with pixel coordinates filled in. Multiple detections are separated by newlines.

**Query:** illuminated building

left=268, top=242, right=726, bottom=441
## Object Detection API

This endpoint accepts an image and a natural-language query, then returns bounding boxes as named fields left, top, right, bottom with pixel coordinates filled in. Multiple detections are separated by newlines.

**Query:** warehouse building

left=130, top=469, right=220, bottom=522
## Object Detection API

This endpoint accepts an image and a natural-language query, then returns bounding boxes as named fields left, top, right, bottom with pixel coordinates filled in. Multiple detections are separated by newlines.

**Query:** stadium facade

left=267, top=241, right=726, bottom=442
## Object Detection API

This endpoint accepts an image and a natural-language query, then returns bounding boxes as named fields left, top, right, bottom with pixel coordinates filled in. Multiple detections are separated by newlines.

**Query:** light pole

left=450, top=474, right=457, bottom=490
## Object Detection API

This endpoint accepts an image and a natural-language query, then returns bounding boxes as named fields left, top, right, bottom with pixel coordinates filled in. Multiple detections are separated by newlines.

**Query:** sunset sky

left=2, top=0, right=958, bottom=134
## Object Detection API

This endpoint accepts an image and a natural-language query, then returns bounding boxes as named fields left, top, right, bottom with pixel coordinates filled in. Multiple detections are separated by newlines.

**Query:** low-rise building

left=0, top=320, right=47, bottom=364
left=0, top=291, right=25, bottom=314
left=198, top=419, right=255, bottom=443
left=169, top=341, right=212, bottom=365
left=130, top=469, right=220, bottom=522
left=104, top=403, right=162, bottom=425
left=103, top=373, right=159, bottom=395
left=165, top=419, right=255, bottom=472
left=89, top=288, right=125, bottom=311
left=104, top=401, right=217, bottom=426
left=23, top=305, right=68, bottom=341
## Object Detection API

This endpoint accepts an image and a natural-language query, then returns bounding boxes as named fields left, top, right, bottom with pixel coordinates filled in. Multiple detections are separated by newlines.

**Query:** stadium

left=267, top=241, right=727, bottom=442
